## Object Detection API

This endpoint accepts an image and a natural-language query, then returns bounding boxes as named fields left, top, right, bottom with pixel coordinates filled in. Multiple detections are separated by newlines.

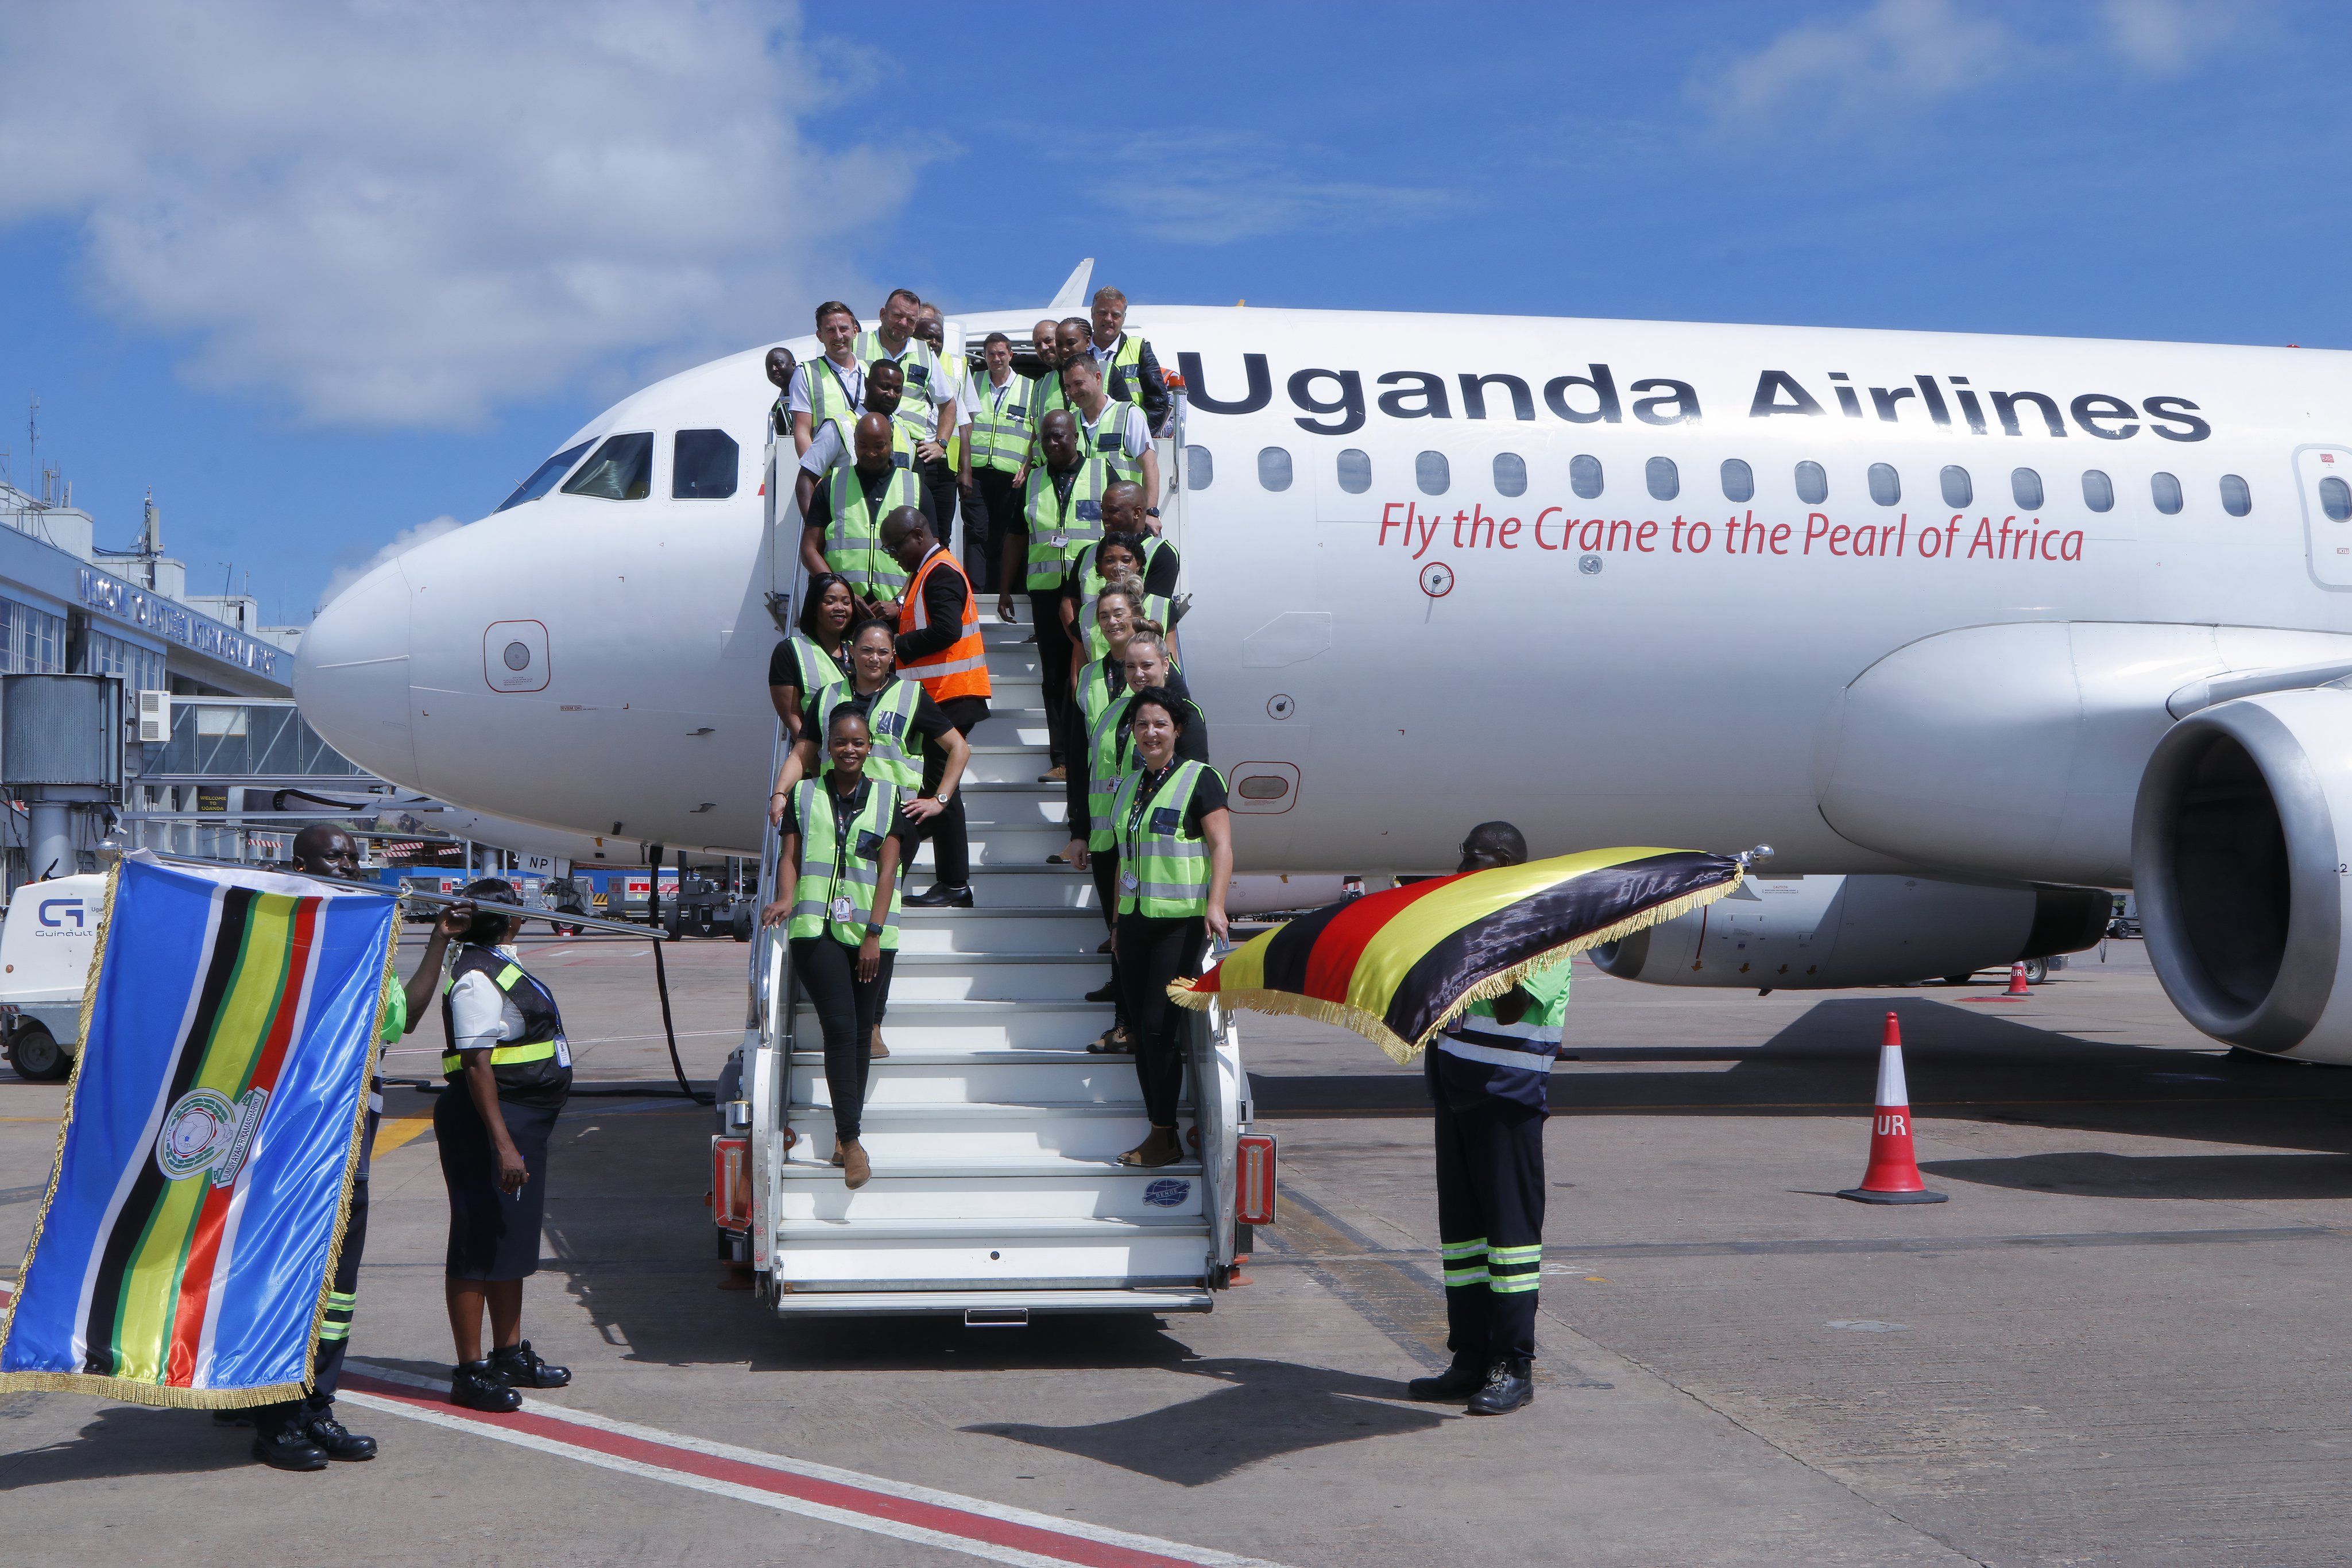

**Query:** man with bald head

left=235, top=826, right=466, bottom=1469
left=1001, top=409, right=1097, bottom=780
left=805, top=411, right=921, bottom=608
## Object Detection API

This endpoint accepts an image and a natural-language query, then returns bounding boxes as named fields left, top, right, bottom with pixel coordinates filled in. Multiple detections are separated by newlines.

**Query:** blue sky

left=0, top=0, right=2339, bottom=624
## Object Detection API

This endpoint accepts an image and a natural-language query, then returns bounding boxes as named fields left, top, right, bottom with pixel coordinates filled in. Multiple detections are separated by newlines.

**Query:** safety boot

left=305, top=1410, right=378, bottom=1461
left=450, top=1359, right=523, bottom=1411
left=1405, top=1358, right=1487, bottom=1401
left=1467, top=1361, right=1534, bottom=1416
left=840, top=1137, right=872, bottom=1189
left=490, top=1339, right=572, bottom=1389
left=250, top=1428, right=328, bottom=1472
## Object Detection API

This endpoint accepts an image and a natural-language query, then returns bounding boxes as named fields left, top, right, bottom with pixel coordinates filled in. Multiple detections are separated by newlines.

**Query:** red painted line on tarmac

left=341, top=1372, right=1210, bottom=1568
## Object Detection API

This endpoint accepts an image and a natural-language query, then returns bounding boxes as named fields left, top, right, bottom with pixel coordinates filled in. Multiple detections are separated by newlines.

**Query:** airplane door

left=2295, top=446, right=2352, bottom=590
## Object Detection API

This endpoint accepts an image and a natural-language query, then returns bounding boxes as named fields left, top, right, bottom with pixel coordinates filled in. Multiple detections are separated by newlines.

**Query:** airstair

left=731, top=400, right=1254, bottom=1322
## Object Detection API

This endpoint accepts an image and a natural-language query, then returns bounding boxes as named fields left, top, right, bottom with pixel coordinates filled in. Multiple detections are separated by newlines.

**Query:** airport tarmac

left=5, top=930, right=2351, bottom=1566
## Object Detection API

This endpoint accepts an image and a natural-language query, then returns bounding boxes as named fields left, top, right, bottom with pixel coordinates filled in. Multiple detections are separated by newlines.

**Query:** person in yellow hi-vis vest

left=761, top=706, right=921, bottom=1190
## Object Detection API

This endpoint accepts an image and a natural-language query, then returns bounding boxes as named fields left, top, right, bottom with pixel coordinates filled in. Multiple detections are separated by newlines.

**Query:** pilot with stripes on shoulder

left=1408, top=820, right=1562, bottom=1419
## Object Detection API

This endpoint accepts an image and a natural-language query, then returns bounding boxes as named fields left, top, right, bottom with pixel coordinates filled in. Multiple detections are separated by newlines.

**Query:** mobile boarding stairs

left=717, top=406, right=1268, bottom=1324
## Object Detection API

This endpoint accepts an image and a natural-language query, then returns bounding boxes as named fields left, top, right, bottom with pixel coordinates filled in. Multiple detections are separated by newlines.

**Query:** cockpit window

left=561, top=433, right=654, bottom=501
left=672, top=429, right=740, bottom=499
left=494, top=440, right=591, bottom=512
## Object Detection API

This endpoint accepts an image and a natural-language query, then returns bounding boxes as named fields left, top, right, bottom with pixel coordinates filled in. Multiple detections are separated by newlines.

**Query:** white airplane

left=296, top=265, right=2352, bottom=1063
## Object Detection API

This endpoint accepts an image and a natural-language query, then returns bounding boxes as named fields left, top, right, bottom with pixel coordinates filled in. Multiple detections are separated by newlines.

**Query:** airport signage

left=75, top=567, right=281, bottom=679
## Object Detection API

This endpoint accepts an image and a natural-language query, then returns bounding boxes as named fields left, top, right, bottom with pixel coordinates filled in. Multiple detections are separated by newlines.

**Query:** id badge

left=554, top=1036, right=572, bottom=1068
left=830, top=895, right=855, bottom=922
left=1120, top=869, right=1140, bottom=893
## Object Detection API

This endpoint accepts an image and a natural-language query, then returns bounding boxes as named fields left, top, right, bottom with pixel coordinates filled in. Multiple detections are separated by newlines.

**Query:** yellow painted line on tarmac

left=374, top=1114, right=437, bottom=1155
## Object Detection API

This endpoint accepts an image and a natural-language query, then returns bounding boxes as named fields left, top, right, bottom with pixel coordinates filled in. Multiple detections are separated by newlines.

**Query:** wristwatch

left=1144, top=507, right=1161, bottom=518
left=864, top=920, right=887, bottom=938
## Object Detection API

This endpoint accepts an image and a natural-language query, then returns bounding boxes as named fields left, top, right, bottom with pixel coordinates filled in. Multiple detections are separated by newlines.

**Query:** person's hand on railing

left=759, top=897, right=794, bottom=927
left=768, top=789, right=791, bottom=827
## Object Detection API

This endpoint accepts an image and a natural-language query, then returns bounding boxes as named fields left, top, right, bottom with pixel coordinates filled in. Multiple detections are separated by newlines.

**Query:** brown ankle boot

left=1118, top=1126, right=1181, bottom=1168
left=840, top=1138, right=872, bottom=1189
left=866, top=1030, right=889, bottom=1059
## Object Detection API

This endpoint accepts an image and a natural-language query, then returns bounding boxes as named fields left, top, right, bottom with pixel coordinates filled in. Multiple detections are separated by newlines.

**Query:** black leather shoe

left=490, top=1339, right=572, bottom=1389
left=305, top=1412, right=378, bottom=1461
left=450, top=1360, right=523, bottom=1411
left=1405, top=1360, right=1487, bottom=1401
left=1467, top=1362, right=1534, bottom=1416
left=251, top=1429, right=328, bottom=1471
left=906, top=884, right=974, bottom=908
left=1084, top=980, right=1119, bottom=1002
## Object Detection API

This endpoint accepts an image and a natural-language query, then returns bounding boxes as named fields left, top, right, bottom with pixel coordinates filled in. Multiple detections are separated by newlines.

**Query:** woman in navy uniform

left=434, top=880, right=575, bottom=1412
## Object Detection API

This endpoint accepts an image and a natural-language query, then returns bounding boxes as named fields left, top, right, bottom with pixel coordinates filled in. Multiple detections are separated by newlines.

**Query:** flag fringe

left=1169, top=869, right=1743, bottom=1066
left=0, top=861, right=119, bottom=1349
left=299, top=909, right=401, bottom=1395
left=0, top=1366, right=309, bottom=1408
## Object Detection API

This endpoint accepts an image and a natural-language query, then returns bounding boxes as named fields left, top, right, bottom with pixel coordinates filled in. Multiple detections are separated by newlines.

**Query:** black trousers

left=792, top=935, right=895, bottom=1143
left=1092, top=852, right=1126, bottom=1027
left=918, top=457, right=956, bottom=545
left=1426, top=1056, right=1546, bottom=1373
left=1115, top=912, right=1206, bottom=1126
left=970, top=466, right=1022, bottom=595
left=253, top=1179, right=368, bottom=1437
left=1030, top=590, right=1074, bottom=767
left=916, top=694, right=989, bottom=888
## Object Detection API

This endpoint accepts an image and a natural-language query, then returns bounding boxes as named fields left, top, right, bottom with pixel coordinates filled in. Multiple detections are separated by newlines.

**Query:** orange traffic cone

left=1838, top=1012, right=1948, bottom=1205
left=2005, top=962, right=2030, bottom=996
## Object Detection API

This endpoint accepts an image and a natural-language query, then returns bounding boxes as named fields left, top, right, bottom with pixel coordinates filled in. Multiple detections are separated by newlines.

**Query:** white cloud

left=318, top=514, right=459, bottom=610
left=1073, top=131, right=1457, bottom=246
left=2099, top=0, right=2247, bottom=78
left=0, top=1, right=918, bottom=429
left=1695, top=0, right=2024, bottom=134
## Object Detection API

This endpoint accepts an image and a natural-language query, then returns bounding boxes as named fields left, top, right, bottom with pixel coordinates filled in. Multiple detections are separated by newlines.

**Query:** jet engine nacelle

left=1590, top=873, right=2107, bottom=989
left=2133, top=688, right=2352, bottom=1062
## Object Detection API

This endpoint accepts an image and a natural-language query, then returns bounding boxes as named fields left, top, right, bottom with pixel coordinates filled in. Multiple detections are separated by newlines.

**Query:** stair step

left=768, top=1287, right=1213, bottom=1316
left=789, top=1059, right=1150, bottom=1108
left=880, top=955, right=1110, bottom=1004
left=795, top=1000, right=1115, bottom=1052
left=786, top=1104, right=1185, bottom=1162
left=963, top=748, right=1068, bottom=785
left=892, top=910, right=1111, bottom=955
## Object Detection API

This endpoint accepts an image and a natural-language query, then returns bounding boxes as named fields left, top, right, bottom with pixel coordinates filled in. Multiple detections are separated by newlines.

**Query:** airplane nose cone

left=293, top=556, right=420, bottom=786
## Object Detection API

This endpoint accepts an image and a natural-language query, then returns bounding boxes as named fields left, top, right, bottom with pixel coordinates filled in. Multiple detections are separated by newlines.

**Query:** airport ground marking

left=341, top=1363, right=1285, bottom=1568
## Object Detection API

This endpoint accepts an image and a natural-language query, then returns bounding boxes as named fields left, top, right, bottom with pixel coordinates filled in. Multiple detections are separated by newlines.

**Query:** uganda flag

left=0, top=855, right=396, bottom=1408
left=1171, top=847, right=1742, bottom=1063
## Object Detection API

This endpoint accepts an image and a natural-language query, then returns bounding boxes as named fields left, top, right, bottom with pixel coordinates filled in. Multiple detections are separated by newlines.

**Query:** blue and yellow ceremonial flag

left=1171, top=847, right=1742, bottom=1063
left=0, top=856, right=396, bottom=1408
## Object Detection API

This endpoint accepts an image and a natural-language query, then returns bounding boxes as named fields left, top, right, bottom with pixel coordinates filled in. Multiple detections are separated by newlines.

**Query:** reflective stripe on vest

left=853, top=331, right=946, bottom=442
left=1023, top=464, right=1105, bottom=590
left=967, top=373, right=1030, bottom=471
left=898, top=548, right=991, bottom=702
left=818, top=412, right=917, bottom=474
left=825, top=465, right=920, bottom=595
left=438, top=954, right=569, bottom=1080
left=788, top=633, right=848, bottom=698
left=1086, top=688, right=1135, bottom=850
left=1098, top=335, right=1146, bottom=404
left=810, top=676, right=925, bottom=790
left=1113, top=759, right=1213, bottom=917
left=806, top=357, right=863, bottom=438
left=1078, top=401, right=1143, bottom=485
left=787, top=776, right=904, bottom=947
left=1024, top=371, right=1075, bottom=463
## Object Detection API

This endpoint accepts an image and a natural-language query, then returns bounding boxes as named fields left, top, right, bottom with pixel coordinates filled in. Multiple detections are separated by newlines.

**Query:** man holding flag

left=237, top=826, right=464, bottom=1470
left=1406, top=821, right=1563, bottom=1418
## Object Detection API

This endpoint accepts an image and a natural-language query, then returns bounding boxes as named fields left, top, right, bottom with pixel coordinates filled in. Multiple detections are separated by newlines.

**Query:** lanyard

left=821, top=356, right=860, bottom=409
left=825, top=778, right=863, bottom=897
left=1125, top=762, right=1175, bottom=850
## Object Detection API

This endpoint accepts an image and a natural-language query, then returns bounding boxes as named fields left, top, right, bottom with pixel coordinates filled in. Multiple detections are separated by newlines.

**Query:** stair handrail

left=748, top=431, right=813, bottom=1288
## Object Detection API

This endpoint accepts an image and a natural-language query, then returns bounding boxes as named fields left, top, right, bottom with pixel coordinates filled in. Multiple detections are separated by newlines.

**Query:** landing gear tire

left=7, top=1024, right=68, bottom=1082
left=2024, top=958, right=2050, bottom=985
left=1941, top=973, right=1974, bottom=986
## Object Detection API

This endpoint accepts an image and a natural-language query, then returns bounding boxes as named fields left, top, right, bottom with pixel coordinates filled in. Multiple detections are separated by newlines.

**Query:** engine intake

left=2132, top=690, right=2352, bottom=1058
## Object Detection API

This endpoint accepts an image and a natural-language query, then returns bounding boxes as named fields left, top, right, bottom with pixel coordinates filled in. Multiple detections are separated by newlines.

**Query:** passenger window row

left=1193, top=445, right=2254, bottom=518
